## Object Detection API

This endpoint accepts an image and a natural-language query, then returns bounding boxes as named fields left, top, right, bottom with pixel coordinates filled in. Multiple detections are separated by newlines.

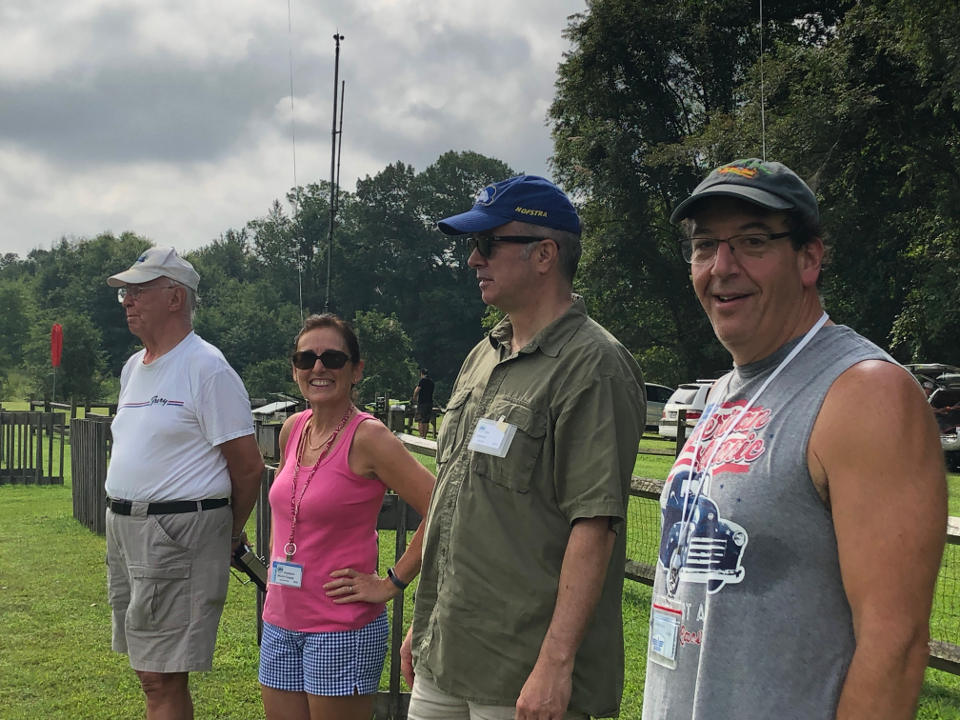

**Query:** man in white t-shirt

left=104, top=247, right=264, bottom=720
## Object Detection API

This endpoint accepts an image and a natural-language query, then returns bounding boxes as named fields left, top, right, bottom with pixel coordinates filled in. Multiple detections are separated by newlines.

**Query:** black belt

left=107, top=497, right=229, bottom=515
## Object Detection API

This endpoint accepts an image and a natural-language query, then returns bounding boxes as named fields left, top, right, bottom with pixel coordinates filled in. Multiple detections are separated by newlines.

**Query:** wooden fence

left=0, top=411, right=65, bottom=485
left=394, top=431, right=960, bottom=676
left=70, top=415, right=113, bottom=535
left=69, top=415, right=960, bottom=712
left=71, top=418, right=421, bottom=719
left=29, top=400, right=118, bottom=417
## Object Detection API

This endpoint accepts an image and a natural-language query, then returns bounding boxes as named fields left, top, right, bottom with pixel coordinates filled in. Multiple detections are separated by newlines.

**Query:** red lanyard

left=284, top=406, right=354, bottom=560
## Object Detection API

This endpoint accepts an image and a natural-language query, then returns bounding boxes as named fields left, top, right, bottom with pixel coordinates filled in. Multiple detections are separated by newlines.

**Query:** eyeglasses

left=291, top=349, right=351, bottom=370
left=116, top=284, right=177, bottom=303
left=468, top=234, right=546, bottom=258
left=680, top=231, right=791, bottom=264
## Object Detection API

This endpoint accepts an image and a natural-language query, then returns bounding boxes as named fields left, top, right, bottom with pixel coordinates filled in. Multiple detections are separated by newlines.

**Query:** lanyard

left=677, top=313, right=829, bottom=552
left=284, top=406, right=353, bottom=560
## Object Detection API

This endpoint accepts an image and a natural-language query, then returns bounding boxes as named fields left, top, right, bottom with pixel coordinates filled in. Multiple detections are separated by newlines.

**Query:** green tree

left=352, top=310, right=418, bottom=405
left=408, top=151, right=517, bottom=391
left=688, top=0, right=960, bottom=362
left=548, top=0, right=852, bottom=382
left=242, top=357, right=300, bottom=401
left=27, top=233, right=151, bottom=375
left=24, top=310, right=107, bottom=402
left=0, top=279, right=29, bottom=368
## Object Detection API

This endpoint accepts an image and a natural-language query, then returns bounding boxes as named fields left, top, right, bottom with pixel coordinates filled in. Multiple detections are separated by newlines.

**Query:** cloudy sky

left=0, top=0, right=587, bottom=258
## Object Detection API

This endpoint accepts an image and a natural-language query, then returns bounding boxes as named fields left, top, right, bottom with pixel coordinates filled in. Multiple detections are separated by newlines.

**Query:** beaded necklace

left=284, top=405, right=354, bottom=560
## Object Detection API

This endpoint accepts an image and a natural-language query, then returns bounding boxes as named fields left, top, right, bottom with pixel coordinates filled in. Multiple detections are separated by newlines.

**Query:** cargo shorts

left=105, top=502, right=231, bottom=673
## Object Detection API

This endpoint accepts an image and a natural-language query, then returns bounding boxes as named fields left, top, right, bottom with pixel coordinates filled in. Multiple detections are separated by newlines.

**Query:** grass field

left=1, top=423, right=960, bottom=717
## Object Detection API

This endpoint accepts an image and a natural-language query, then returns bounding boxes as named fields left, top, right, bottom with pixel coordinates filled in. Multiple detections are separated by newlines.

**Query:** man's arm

left=809, top=360, right=946, bottom=719
left=515, top=516, right=616, bottom=720
left=218, top=434, right=265, bottom=548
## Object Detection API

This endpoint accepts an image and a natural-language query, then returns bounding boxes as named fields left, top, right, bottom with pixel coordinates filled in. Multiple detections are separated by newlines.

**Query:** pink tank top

left=262, top=410, right=386, bottom=632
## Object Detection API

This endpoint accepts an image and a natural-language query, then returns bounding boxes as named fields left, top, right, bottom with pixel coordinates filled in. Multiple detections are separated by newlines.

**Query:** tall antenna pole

left=288, top=0, right=304, bottom=322
left=335, top=80, right=345, bottom=216
left=759, top=0, right=766, bottom=161
left=325, top=32, right=344, bottom=313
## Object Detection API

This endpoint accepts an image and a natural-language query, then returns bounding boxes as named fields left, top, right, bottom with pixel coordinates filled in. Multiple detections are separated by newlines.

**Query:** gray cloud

left=0, top=0, right=585, bottom=256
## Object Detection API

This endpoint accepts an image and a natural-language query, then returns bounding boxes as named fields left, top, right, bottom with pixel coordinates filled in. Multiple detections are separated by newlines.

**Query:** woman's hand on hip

left=324, top=567, right=398, bottom=604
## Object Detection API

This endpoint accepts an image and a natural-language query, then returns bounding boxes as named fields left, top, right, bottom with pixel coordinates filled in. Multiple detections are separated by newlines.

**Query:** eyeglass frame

left=291, top=349, right=351, bottom=370
left=116, top=283, right=179, bottom=303
left=679, top=231, right=792, bottom=264
left=467, top=234, right=547, bottom=258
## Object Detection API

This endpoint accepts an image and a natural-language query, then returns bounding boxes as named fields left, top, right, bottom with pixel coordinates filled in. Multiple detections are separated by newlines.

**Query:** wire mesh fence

left=628, top=474, right=960, bottom=674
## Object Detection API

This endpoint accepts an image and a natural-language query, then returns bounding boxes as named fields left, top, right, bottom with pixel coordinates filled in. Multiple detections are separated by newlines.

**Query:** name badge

left=648, top=596, right=683, bottom=669
left=468, top=416, right=517, bottom=458
left=270, top=560, right=303, bottom=588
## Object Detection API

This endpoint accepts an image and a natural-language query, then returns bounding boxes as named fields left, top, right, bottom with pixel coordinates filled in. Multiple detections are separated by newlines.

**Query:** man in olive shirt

left=400, top=175, right=645, bottom=719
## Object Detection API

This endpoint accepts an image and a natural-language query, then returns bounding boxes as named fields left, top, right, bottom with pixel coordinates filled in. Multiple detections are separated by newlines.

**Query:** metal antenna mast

left=287, top=0, right=304, bottom=321
left=335, top=80, right=345, bottom=217
left=759, top=0, right=767, bottom=161
left=325, top=32, right=344, bottom=312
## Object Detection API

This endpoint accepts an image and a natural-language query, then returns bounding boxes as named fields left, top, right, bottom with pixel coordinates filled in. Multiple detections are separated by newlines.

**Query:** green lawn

left=1, top=426, right=959, bottom=717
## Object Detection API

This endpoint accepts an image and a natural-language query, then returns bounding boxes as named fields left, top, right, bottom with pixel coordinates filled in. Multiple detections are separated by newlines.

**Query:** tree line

left=0, top=150, right=513, bottom=406
left=1, top=0, right=957, bottom=407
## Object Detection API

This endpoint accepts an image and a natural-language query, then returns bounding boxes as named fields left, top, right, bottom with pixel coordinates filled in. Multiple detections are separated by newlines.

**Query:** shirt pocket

left=471, top=399, right=546, bottom=493
left=437, top=388, right=472, bottom=466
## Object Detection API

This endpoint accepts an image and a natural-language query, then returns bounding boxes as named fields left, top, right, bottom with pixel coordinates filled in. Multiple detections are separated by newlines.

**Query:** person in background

left=412, top=368, right=435, bottom=438
left=642, top=159, right=946, bottom=720
left=402, top=175, right=645, bottom=719
left=104, top=247, right=264, bottom=720
left=259, top=313, right=434, bottom=720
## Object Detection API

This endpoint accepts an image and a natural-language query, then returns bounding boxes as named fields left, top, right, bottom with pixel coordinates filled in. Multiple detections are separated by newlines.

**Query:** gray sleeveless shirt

left=642, top=324, right=893, bottom=720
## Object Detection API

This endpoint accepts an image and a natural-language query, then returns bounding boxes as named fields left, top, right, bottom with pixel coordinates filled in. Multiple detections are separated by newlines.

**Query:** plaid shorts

left=258, top=611, right=388, bottom=696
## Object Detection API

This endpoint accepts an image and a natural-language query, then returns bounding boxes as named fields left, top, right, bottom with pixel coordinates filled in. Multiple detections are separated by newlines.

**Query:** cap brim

left=436, top=208, right=514, bottom=235
left=670, top=184, right=794, bottom=223
left=106, top=268, right=166, bottom=287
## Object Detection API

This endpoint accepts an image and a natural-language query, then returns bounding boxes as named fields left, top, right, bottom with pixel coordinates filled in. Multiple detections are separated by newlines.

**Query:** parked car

left=645, top=383, right=675, bottom=430
left=906, top=363, right=960, bottom=469
left=658, top=380, right=715, bottom=440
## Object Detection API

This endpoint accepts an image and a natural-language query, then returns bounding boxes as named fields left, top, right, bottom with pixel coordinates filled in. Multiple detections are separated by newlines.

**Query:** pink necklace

left=284, top=405, right=354, bottom=560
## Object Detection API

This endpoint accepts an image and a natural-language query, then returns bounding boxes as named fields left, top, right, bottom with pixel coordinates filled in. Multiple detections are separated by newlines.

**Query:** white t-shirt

left=105, top=332, right=254, bottom=502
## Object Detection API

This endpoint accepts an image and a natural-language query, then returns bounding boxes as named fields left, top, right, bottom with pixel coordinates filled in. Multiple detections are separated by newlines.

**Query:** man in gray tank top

left=642, top=159, right=947, bottom=719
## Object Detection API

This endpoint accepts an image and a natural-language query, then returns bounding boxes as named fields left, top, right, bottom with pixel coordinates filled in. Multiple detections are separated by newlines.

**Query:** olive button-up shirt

left=412, top=297, right=645, bottom=717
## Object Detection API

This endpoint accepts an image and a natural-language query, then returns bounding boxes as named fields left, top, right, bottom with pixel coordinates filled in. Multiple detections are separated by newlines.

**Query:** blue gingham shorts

left=258, top=611, right=388, bottom=696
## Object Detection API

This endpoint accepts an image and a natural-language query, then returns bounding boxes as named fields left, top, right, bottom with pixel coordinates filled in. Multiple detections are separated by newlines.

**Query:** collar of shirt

left=487, top=295, right=587, bottom=358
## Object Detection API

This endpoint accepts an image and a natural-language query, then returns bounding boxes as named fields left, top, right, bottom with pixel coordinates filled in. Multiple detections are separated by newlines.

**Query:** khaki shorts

left=106, top=502, right=231, bottom=673
left=408, top=674, right=589, bottom=720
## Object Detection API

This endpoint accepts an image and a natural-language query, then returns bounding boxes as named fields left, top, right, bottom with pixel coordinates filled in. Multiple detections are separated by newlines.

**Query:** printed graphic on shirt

left=119, top=394, right=185, bottom=410
left=657, top=399, right=770, bottom=597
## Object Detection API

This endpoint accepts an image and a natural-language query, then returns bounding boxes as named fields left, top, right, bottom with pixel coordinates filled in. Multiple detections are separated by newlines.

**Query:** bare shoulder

left=809, top=359, right=942, bottom=495
left=818, top=360, right=928, bottom=425
left=349, top=416, right=401, bottom=472
left=352, top=415, right=395, bottom=448
left=278, top=412, right=302, bottom=455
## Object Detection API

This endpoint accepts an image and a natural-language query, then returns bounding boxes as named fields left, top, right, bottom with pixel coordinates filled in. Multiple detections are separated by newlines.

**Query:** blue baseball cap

left=670, top=159, right=819, bottom=226
left=437, top=175, right=581, bottom=236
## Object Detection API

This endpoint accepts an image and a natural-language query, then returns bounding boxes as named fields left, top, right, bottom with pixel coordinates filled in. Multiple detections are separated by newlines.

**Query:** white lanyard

left=678, top=312, right=830, bottom=541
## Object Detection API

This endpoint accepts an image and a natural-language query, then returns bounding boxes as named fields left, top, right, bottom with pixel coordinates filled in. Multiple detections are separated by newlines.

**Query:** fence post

left=255, top=466, right=275, bottom=645
left=673, top=408, right=687, bottom=457
left=388, top=496, right=410, bottom=719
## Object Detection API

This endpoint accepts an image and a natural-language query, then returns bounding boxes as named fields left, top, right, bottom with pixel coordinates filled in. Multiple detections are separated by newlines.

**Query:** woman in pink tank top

left=259, top=313, right=434, bottom=720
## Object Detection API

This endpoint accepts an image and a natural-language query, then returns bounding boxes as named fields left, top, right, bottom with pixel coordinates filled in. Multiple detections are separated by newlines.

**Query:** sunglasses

left=291, top=349, right=351, bottom=370
left=468, top=234, right=545, bottom=258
